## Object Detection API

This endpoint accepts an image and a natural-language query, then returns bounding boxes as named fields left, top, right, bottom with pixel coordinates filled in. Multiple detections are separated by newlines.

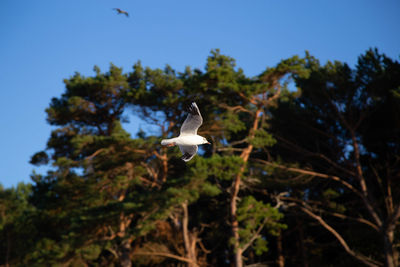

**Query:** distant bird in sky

left=113, top=8, right=129, bottom=17
left=161, top=102, right=210, bottom=162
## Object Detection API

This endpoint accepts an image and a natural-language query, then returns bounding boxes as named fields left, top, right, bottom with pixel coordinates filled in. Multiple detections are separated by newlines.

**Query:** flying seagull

left=161, top=102, right=210, bottom=162
left=113, top=8, right=129, bottom=17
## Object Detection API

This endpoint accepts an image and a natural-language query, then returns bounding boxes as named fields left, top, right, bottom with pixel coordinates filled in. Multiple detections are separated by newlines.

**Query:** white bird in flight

left=161, top=102, right=210, bottom=162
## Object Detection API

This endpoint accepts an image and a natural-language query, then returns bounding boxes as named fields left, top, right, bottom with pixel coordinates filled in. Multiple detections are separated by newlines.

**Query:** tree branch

left=238, top=91, right=257, bottom=105
left=241, top=216, right=269, bottom=252
left=274, top=135, right=356, bottom=177
left=323, top=210, right=380, bottom=232
left=133, top=251, right=198, bottom=266
left=219, top=103, right=253, bottom=114
left=281, top=195, right=379, bottom=232
left=328, top=97, right=382, bottom=227
left=85, top=148, right=106, bottom=161
left=229, top=138, right=249, bottom=146
left=266, top=83, right=281, bottom=104
left=298, top=205, right=383, bottom=267
left=182, top=202, right=192, bottom=263
left=387, top=205, right=400, bottom=233
left=254, top=159, right=361, bottom=197
left=217, top=147, right=245, bottom=152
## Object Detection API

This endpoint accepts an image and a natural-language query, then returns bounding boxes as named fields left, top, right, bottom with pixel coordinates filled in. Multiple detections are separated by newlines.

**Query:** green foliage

left=253, top=237, right=269, bottom=256
left=221, top=111, right=247, bottom=134
left=267, top=47, right=400, bottom=266
left=248, top=128, right=276, bottom=148
left=0, top=183, right=33, bottom=229
left=191, top=155, right=244, bottom=181
left=237, top=196, right=285, bottom=253
left=164, top=155, right=243, bottom=209
left=2, top=48, right=399, bottom=267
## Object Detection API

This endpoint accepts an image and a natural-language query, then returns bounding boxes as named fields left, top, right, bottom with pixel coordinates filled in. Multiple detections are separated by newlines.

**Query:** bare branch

left=219, top=103, right=253, bottom=114
left=254, top=159, right=361, bottom=197
left=273, top=192, right=289, bottom=209
left=238, top=91, right=257, bottom=105
left=85, top=148, right=106, bottom=161
left=371, top=164, right=395, bottom=218
left=229, top=138, right=249, bottom=146
left=323, top=210, right=380, bottom=232
left=281, top=195, right=379, bottom=232
left=325, top=96, right=382, bottom=227
left=275, top=135, right=356, bottom=177
left=388, top=205, right=400, bottom=233
left=387, top=178, right=394, bottom=216
left=141, top=162, right=156, bottom=176
left=350, top=130, right=382, bottom=227
left=298, top=205, right=383, bottom=267
left=198, top=239, right=211, bottom=254
left=265, top=84, right=281, bottom=104
left=126, top=147, right=147, bottom=154
left=217, top=147, right=245, bottom=152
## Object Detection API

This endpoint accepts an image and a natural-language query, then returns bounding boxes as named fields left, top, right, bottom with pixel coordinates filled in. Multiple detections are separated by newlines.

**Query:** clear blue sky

left=1, top=0, right=399, bottom=188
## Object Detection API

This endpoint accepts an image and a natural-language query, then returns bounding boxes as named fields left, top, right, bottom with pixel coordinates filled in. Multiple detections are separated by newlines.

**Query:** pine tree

left=267, top=48, right=400, bottom=267
left=0, top=183, right=33, bottom=266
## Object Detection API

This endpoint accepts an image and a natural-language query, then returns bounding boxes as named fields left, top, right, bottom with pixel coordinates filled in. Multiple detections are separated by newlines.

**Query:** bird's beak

left=206, top=141, right=211, bottom=144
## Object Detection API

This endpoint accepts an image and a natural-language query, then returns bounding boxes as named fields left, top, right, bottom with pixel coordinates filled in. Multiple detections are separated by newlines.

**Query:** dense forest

left=1, top=48, right=399, bottom=267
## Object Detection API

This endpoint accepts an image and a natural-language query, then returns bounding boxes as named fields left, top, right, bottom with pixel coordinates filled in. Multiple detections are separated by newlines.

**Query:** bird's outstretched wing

left=113, top=8, right=129, bottom=17
left=180, top=102, right=203, bottom=136
left=179, top=145, right=198, bottom=162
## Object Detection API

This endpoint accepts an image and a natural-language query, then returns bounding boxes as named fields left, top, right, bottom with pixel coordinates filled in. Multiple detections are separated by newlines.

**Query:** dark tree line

left=1, top=48, right=399, bottom=267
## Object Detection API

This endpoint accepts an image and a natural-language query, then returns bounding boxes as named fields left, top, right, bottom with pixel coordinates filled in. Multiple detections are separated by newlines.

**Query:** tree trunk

left=297, top=219, right=308, bottom=267
left=5, top=231, right=10, bottom=267
left=231, top=174, right=243, bottom=267
left=160, top=148, right=169, bottom=183
left=230, top=109, right=262, bottom=267
left=277, top=229, right=285, bottom=267
left=182, top=202, right=198, bottom=267
left=234, top=247, right=243, bottom=267
left=383, top=229, right=398, bottom=267
left=119, top=240, right=132, bottom=267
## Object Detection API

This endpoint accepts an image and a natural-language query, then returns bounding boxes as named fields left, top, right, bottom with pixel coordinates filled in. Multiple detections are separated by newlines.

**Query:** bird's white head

left=202, top=137, right=210, bottom=145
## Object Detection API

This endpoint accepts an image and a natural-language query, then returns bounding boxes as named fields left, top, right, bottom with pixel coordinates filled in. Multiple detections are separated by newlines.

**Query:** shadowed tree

left=266, top=48, right=400, bottom=267
left=0, top=183, right=33, bottom=267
